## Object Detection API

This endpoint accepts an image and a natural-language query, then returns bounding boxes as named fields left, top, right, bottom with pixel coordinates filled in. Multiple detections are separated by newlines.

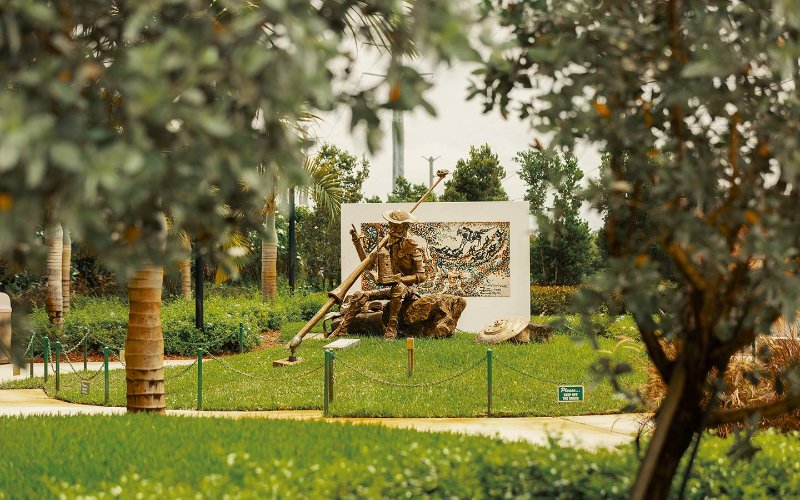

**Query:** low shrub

left=2, top=416, right=800, bottom=499
left=25, top=291, right=329, bottom=356
left=530, top=285, right=580, bottom=315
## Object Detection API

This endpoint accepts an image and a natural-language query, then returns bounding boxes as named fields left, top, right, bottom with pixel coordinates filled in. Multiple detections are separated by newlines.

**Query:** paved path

left=0, top=388, right=650, bottom=450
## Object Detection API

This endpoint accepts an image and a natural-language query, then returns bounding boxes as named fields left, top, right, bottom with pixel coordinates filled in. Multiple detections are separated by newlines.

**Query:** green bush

left=2, top=416, right=799, bottom=499
left=26, top=291, right=329, bottom=356
left=530, top=285, right=580, bottom=315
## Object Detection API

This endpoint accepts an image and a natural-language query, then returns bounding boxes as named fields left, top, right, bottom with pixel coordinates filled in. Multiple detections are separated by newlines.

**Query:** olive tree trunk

left=45, top=223, right=64, bottom=325
left=125, top=264, right=165, bottom=413
left=631, top=362, right=704, bottom=500
left=61, top=230, right=71, bottom=316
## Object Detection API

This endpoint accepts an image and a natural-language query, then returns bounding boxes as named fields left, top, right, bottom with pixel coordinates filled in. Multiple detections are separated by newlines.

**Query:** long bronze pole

left=286, top=169, right=449, bottom=360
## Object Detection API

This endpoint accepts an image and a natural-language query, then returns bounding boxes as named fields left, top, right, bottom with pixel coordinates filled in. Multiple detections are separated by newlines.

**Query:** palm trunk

left=62, top=230, right=71, bottom=316
left=631, top=362, right=703, bottom=499
left=45, top=223, right=64, bottom=325
left=179, top=259, right=192, bottom=299
left=125, top=263, right=165, bottom=414
left=261, top=209, right=278, bottom=302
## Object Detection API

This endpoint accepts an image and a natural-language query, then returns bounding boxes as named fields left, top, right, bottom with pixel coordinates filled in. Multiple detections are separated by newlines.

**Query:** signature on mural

left=360, top=221, right=511, bottom=298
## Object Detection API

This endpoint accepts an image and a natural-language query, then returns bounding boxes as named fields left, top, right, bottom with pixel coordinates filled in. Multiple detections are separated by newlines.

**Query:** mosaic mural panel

left=360, top=221, right=511, bottom=297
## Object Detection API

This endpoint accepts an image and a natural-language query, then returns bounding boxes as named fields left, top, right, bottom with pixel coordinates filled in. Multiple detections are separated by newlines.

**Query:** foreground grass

left=1, top=415, right=798, bottom=498
left=3, top=328, right=647, bottom=417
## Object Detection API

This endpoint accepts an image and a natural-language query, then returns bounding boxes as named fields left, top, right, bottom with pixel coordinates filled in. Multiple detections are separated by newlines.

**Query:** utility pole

left=364, top=47, right=431, bottom=192
left=422, top=155, right=440, bottom=187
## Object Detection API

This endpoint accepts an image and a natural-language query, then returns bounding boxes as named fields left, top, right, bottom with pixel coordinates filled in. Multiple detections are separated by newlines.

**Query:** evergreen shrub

left=26, top=292, right=328, bottom=356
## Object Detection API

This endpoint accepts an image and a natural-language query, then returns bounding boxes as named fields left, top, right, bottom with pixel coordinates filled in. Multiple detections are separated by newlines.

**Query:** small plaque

left=12, top=364, right=20, bottom=376
left=557, top=385, right=584, bottom=403
left=118, top=350, right=125, bottom=363
left=80, top=381, right=90, bottom=395
left=324, top=338, right=361, bottom=350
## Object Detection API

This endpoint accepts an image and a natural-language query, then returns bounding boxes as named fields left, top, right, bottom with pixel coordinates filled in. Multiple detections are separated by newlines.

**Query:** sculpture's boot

left=384, top=284, right=405, bottom=340
left=332, top=292, right=366, bottom=337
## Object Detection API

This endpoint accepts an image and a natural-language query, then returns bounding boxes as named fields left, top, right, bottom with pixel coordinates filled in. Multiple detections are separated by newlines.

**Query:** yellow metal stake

left=407, top=337, right=415, bottom=377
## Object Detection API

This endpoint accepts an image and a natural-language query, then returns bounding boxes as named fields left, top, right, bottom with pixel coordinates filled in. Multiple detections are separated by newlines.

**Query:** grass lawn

left=2, top=321, right=647, bottom=417
left=1, top=415, right=798, bottom=498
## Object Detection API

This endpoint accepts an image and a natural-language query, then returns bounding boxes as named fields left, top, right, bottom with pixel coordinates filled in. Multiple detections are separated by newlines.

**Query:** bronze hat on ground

left=382, top=209, right=417, bottom=225
left=476, top=316, right=531, bottom=344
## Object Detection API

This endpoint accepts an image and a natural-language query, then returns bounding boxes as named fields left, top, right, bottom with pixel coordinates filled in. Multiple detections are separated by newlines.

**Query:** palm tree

left=62, top=230, right=71, bottom=315
left=261, top=155, right=342, bottom=301
left=45, top=223, right=63, bottom=325
left=125, top=262, right=166, bottom=413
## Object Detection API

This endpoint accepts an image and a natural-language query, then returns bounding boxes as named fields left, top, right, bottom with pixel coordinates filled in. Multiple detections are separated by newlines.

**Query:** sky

left=309, top=48, right=605, bottom=230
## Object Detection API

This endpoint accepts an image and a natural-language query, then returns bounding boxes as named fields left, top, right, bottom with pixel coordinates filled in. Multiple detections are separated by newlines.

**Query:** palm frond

left=301, top=155, right=343, bottom=217
left=214, top=231, right=252, bottom=284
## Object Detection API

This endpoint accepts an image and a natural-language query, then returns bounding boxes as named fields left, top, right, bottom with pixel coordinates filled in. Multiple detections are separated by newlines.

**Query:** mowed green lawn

left=3, top=323, right=648, bottom=417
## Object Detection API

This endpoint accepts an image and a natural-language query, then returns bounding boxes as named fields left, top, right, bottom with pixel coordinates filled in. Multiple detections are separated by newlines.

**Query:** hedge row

left=530, top=285, right=580, bottom=315
left=3, top=415, right=799, bottom=499
left=28, top=292, right=328, bottom=356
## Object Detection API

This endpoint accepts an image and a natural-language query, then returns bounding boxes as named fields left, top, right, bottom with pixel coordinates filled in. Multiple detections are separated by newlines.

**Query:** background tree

left=440, top=144, right=507, bottom=201
left=515, top=149, right=594, bottom=285
left=1, top=1, right=475, bottom=412
left=474, top=2, right=800, bottom=498
left=386, top=176, right=437, bottom=203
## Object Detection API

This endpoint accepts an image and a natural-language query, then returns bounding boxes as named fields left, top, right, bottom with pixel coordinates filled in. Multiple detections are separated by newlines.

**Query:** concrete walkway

left=0, top=388, right=651, bottom=450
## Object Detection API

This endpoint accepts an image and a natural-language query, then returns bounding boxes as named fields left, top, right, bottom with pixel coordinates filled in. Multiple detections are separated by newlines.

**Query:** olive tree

left=473, top=1, right=800, bottom=498
left=0, top=0, right=476, bottom=412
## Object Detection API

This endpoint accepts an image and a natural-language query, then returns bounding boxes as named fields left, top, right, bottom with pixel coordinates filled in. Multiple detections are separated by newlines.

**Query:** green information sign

left=557, top=385, right=584, bottom=402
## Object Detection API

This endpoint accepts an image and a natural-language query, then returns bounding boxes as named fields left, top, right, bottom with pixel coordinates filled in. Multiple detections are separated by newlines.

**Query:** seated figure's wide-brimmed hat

left=382, top=209, right=417, bottom=225
left=476, top=316, right=531, bottom=344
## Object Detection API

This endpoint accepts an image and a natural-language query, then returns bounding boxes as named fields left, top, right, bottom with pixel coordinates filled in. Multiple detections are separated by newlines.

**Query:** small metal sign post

left=557, top=385, right=584, bottom=403
left=80, top=381, right=90, bottom=395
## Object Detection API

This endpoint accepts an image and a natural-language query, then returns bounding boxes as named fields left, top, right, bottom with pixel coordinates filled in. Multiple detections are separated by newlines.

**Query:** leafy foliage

left=387, top=176, right=437, bottom=202
left=517, top=150, right=595, bottom=285
left=440, top=144, right=508, bottom=201
left=474, top=1, right=800, bottom=495
left=0, top=0, right=477, bottom=272
left=529, top=285, right=580, bottom=315
left=25, top=292, right=327, bottom=355
left=2, top=416, right=800, bottom=498
left=295, top=143, right=372, bottom=289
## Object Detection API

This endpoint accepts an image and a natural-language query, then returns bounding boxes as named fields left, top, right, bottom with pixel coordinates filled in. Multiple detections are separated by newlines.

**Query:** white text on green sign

left=558, top=385, right=584, bottom=402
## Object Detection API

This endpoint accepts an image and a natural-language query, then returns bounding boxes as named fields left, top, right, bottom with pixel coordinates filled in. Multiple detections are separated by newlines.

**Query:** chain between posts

left=203, top=351, right=325, bottom=382
left=164, top=360, right=199, bottom=381
left=336, top=355, right=487, bottom=388
left=493, top=356, right=584, bottom=386
left=62, top=355, right=106, bottom=382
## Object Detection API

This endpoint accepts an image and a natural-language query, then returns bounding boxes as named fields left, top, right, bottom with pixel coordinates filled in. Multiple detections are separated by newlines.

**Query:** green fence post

left=329, top=350, right=335, bottom=403
left=239, top=322, right=244, bottom=354
left=29, top=332, right=35, bottom=379
left=197, top=348, right=203, bottom=411
left=323, top=349, right=330, bottom=416
left=44, top=337, right=50, bottom=383
left=103, top=346, right=110, bottom=405
left=487, top=349, right=493, bottom=417
left=55, top=341, right=61, bottom=392
left=83, top=336, right=88, bottom=371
